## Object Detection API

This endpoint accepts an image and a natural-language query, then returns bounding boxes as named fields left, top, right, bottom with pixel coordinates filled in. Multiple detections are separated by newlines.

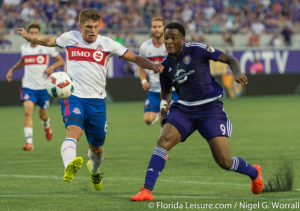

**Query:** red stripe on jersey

left=148, top=56, right=165, bottom=63
left=67, top=46, right=109, bottom=65
left=23, top=55, right=47, bottom=65
left=64, top=98, right=70, bottom=116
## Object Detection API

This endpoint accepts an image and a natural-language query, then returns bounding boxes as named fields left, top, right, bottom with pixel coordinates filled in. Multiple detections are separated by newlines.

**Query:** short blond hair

left=79, top=9, right=100, bottom=25
left=151, top=17, right=165, bottom=26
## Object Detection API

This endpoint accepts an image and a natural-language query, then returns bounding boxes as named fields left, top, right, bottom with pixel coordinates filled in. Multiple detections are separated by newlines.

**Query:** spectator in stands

left=0, top=34, right=12, bottom=49
left=269, top=33, right=282, bottom=47
left=248, top=32, right=260, bottom=47
left=281, top=21, right=294, bottom=46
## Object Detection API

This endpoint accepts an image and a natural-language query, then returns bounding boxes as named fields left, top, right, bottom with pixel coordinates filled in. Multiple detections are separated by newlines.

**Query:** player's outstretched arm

left=45, top=55, right=65, bottom=75
left=18, top=28, right=56, bottom=47
left=121, top=50, right=164, bottom=73
left=137, top=66, right=151, bottom=91
left=6, top=58, right=24, bottom=82
left=217, top=52, right=248, bottom=85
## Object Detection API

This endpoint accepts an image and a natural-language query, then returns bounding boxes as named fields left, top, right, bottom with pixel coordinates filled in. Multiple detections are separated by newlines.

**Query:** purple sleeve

left=195, top=44, right=223, bottom=61
left=160, top=60, right=172, bottom=90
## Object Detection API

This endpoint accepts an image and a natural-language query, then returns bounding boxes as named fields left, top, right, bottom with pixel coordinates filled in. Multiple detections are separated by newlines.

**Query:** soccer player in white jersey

left=138, top=17, right=178, bottom=125
left=6, top=23, right=64, bottom=151
left=18, top=9, right=163, bottom=190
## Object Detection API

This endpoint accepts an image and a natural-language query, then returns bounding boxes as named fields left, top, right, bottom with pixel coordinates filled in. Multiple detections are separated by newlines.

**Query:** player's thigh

left=84, top=99, right=107, bottom=147
left=84, top=112, right=107, bottom=147
left=36, top=89, right=50, bottom=110
left=144, top=91, right=160, bottom=113
left=196, top=101, right=232, bottom=141
left=60, top=96, right=85, bottom=129
left=66, top=125, right=83, bottom=141
left=21, top=88, right=37, bottom=107
left=162, top=103, right=195, bottom=142
left=23, top=100, right=35, bottom=116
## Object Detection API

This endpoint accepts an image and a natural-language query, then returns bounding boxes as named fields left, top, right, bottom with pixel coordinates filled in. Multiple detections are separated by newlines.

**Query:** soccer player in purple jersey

left=131, top=22, right=263, bottom=201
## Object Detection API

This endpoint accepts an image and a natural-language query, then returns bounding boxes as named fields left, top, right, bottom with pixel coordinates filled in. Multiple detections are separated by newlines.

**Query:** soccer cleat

left=22, top=143, right=34, bottom=151
left=63, top=157, right=83, bottom=182
left=130, top=187, right=154, bottom=201
left=251, top=164, right=263, bottom=194
left=45, top=127, right=53, bottom=141
left=87, top=160, right=103, bottom=190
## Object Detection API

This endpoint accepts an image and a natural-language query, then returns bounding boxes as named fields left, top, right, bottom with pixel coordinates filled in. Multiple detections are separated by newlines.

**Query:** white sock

left=61, top=138, right=77, bottom=168
left=24, top=127, right=33, bottom=144
left=42, top=118, right=50, bottom=129
left=88, top=149, right=104, bottom=174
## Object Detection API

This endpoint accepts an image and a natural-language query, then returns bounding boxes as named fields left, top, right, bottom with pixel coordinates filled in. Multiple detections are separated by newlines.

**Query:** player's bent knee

left=90, top=146, right=104, bottom=156
left=157, top=134, right=176, bottom=151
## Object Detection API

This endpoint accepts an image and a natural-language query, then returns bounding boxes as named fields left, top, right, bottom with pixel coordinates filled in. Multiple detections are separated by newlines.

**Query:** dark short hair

left=164, top=22, right=185, bottom=36
left=27, top=23, right=41, bottom=32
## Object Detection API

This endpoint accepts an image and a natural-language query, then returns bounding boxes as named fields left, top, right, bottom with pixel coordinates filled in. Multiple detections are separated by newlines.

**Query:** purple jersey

left=160, top=42, right=223, bottom=105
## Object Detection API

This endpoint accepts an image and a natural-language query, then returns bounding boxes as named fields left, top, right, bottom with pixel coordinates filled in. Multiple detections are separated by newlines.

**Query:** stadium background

left=0, top=0, right=300, bottom=210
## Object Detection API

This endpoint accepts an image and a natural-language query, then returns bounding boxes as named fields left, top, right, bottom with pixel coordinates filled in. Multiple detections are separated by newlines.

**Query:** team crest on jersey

left=24, top=94, right=30, bottom=100
left=74, top=42, right=79, bottom=46
left=168, top=67, right=173, bottom=72
left=93, top=51, right=103, bottom=62
left=72, top=107, right=81, bottom=115
left=36, top=55, right=45, bottom=64
left=145, top=99, right=150, bottom=106
left=183, top=55, right=191, bottom=65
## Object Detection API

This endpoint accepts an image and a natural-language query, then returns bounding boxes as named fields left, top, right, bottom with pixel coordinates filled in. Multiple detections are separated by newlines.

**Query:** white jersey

left=56, top=31, right=128, bottom=99
left=139, top=38, right=167, bottom=92
left=21, top=43, right=59, bottom=90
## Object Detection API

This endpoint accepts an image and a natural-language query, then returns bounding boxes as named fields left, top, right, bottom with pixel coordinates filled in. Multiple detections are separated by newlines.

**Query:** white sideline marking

left=0, top=174, right=299, bottom=189
left=0, top=194, right=300, bottom=201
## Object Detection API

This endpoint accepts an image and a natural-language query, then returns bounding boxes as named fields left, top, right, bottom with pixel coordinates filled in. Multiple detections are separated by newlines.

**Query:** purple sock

left=144, top=146, right=167, bottom=191
left=229, top=157, right=258, bottom=179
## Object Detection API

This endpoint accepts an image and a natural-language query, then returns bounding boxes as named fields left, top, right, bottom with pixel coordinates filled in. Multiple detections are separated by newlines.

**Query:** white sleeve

left=139, top=44, right=144, bottom=56
left=108, top=38, right=128, bottom=57
left=20, top=45, right=25, bottom=57
left=48, top=47, right=60, bottom=57
left=55, top=32, right=69, bottom=48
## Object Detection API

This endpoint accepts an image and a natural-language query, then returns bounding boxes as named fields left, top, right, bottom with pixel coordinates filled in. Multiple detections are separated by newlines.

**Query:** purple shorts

left=162, top=99, right=232, bottom=141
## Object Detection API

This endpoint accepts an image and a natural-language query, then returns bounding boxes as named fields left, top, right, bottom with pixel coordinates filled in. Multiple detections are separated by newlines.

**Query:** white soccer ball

left=46, top=72, right=74, bottom=99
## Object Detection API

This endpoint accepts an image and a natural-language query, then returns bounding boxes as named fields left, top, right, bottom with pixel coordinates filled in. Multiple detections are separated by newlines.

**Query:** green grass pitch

left=0, top=95, right=299, bottom=210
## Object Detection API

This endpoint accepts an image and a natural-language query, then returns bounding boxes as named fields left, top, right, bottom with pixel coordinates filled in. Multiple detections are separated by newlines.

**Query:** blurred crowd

left=0, top=0, right=300, bottom=48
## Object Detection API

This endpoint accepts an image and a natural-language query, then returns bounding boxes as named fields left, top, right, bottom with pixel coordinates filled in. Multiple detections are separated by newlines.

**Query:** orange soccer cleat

left=130, top=187, right=154, bottom=201
left=22, top=143, right=34, bottom=151
left=251, top=164, right=263, bottom=194
left=45, top=127, right=53, bottom=141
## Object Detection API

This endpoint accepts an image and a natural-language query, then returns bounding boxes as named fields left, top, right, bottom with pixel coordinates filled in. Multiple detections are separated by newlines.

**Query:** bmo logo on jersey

left=24, top=55, right=47, bottom=65
left=68, top=46, right=108, bottom=65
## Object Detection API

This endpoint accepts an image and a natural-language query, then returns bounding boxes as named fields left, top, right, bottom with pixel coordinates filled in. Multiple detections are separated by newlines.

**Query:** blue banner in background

left=1, top=49, right=300, bottom=80
left=231, top=50, right=300, bottom=74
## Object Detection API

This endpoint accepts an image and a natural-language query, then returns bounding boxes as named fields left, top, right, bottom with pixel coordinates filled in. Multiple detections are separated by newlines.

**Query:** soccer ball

left=46, top=72, right=74, bottom=99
